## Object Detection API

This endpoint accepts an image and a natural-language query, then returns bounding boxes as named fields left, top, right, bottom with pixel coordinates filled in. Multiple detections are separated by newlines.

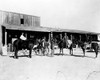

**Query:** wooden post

left=71, top=34, right=73, bottom=41
left=0, top=25, right=2, bottom=54
left=48, top=32, right=51, bottom=42
left=2, top=26, right=7, bottom=55
left=50, top=32, right=54, bottom=56
left=5, top=32, right=7, bottom=46
left=60, top=33, right=62, bottom=39
left=25, top=33, right=27, bottom=39
left=65, top=33, right=68, bottom=48
left=90, top=34, right=92, bottom=42
left=79, top=35, right=81, bottom=41
left=48, top=32, right=51, bottom=55
left=85, top=34, right=88, bottom=42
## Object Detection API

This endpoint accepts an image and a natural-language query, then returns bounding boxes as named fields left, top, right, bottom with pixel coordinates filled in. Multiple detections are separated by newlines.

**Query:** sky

left=0, top=0, right=100, bottom=33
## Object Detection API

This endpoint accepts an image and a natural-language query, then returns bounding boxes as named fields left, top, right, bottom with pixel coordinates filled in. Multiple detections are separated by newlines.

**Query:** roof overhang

left=2, top=24, right=100, bottom=35
left=3, top=24, right=51, bottom=32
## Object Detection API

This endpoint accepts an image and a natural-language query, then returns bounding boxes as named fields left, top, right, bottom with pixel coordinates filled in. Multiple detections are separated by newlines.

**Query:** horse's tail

left=12, top=39, right=19, bottom=51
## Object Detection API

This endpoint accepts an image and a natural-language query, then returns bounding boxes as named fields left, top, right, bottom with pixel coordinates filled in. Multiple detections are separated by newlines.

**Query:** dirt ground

left=0, top=48, right=100, bottom=80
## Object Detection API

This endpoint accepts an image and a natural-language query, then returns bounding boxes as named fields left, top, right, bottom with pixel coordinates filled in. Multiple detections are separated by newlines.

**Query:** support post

left=5, top=32, right=7, bottom=46
left=25, top=33, right=27, bottom=39
left=71, top=34, right=73, bottom=41
left=79, top=35, right=81, bottom=41
left=65, top=33, right=68, bottom=48
left=49, top=32, right=51, bottom=42
left=0, top=25, right=2, bottom=54
left=60, top=33, right=62, bottom=39
left=48, top=32, right=51, bottom=56
left=50, top=32, right=54, bottom=56
left=2, top=27, right=7, bottom=56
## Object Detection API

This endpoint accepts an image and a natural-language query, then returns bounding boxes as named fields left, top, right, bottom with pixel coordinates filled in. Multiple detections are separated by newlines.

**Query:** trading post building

left=0, top=10, right=99, bottom=55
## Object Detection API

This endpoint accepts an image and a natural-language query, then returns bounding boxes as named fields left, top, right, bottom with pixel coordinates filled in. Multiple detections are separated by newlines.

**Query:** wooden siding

left=0, top=11, right=40, bottom=27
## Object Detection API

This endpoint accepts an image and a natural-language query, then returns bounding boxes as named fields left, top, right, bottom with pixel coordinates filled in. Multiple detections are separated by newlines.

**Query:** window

left=20, top=18, right=24, bottom=24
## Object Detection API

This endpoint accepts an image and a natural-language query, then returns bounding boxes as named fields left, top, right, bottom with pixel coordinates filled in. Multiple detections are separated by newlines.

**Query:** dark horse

left=13, top=39, right=34, bottom=59
left=58, top=38, right=64, bottom=55
left=58, top=39, right=86, bottom=56
left=78, top=40, right=86, bottom=56
left=91, top=42, right=99, bottom=58
left=58, top=38, right=73, bottom=55
left=78, top=41, right=99, bottom=58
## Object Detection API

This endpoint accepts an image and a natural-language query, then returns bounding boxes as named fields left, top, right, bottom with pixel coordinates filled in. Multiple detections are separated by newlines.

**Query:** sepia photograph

left=0, top=0, right=100, bottom=80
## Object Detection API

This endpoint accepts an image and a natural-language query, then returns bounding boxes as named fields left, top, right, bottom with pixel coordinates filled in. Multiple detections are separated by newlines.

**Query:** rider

left=20, top=33, right=27, bottom=40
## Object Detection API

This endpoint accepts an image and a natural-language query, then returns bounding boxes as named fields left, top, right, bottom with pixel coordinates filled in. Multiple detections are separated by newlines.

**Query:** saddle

left=19, top=39, right=27, bottom=43
left=19, top=39, right=28, bottom=48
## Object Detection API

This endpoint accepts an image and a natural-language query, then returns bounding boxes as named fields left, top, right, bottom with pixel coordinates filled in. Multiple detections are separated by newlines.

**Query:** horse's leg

left=42, top=48, right=44, bottom=56
left=62, top=48, right=63, bottom=55
left=38, top=49, right=41, bottom=55
left=41, top=48, right=44, bottom=56
left=35, top=49, right=40, bottom=55
left=71, top=48, right=73, bottom=55
left=34, top=49, right=37, bottom=55
left=46, top=47, right=49, bottom=56
left=44, top=48, right=46, bottom=56
left=70, top=49, right=72, bottom=55
left=59, top=48, right=61, bottom=55
left=14, top=49, right=18, bottom=59
left=45, top=48, right=48, bottom=56
left=70, top=49, right=73, bottom=55
left=82, top=47, right=85, bottom=57
left=94, top=47, right=98, bottom=58
left=47, top=47, right=49, bottom=56
left=83, top=48, right=85, bottom=57
left=39, top=49, right=41, bottom=55
left=69, top=46, right=72, bottom=55
left=95, top=50, right=98, bottom=58
left=36, top=48, right=40, bottom=55
left=29, top=49, right=32, bottom=58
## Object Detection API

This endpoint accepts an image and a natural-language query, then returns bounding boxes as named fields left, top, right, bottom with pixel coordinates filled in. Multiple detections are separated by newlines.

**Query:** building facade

left=0, top=10, right=99, bottom=55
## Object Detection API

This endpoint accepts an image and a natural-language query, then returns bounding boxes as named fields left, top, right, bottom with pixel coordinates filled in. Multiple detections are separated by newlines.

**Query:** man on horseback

left=13, top=33, right=34, bottom=59
left=19, top=32, right=27, bottom=50
left=20, top=33, right=27, bottom=40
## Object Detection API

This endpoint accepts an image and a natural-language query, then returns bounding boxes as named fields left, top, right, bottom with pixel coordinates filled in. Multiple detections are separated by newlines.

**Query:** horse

left=91, top=42, right=99, bottom=58
left=78, top=41, right=99, bottom=58
left=78, top=40, right=86, bottom=56
left=13, top=39, right=35, bottom=59
left=58, top=38, right=64, bottom=55
left=33, top=39, right=50, bottom=56
left=57, top=38, right=73, bottom=55
left=43, top=41, right=50, bottom=55
left=58, top=39, right=86, bottom=56
left=32, top=39, right=42, bottom=55
left=40, top=39, right=50, bottom=56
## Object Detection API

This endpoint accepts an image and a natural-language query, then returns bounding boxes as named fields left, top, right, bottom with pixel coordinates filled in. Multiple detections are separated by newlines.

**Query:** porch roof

left=3, top=24, right=100, bottom=34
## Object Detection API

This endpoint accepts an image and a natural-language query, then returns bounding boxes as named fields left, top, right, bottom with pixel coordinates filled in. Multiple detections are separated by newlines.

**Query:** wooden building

left=0, top=10, right=99, bottom=55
